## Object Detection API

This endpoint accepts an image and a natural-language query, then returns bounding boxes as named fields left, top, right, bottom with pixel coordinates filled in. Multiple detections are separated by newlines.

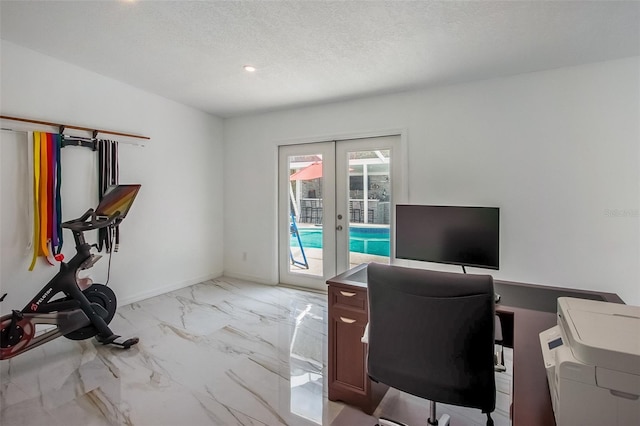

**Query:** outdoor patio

left=288, top=245, right=389, bottom=277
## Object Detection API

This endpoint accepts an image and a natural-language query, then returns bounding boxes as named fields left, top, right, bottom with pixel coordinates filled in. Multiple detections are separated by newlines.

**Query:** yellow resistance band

left=29, top=132, right=41, bottom=271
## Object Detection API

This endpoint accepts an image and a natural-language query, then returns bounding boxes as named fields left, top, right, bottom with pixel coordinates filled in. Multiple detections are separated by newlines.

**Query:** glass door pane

left=288, top=153, right=325, bottom=276
left=348, top=149, right=391, bottom=265
left=336, top=136, right=402, bottom=274
left=345, top=149, right=391, bottom=268
left=279, top=142, right=335, bottom=291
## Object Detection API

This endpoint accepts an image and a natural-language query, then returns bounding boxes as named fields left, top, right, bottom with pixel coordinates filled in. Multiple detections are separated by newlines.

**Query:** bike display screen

left=95, top=184, right=141, bottom=219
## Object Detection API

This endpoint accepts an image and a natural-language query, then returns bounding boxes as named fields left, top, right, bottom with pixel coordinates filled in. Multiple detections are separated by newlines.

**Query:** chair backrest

left=367, top=262, right=496, bottom=413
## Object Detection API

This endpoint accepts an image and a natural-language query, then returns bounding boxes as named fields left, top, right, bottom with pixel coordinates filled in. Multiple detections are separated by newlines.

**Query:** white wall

left=224, top=57, right=640, bottom=306
left=0, top=41, right=225, bottom=313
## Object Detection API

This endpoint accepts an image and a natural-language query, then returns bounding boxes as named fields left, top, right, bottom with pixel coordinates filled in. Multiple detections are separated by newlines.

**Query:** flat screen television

left=395, top=205, right=500, bottom=270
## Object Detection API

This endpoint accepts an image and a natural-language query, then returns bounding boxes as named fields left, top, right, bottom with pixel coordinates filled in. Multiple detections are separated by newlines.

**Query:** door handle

left=336, top=225, right=343, bottom=231
left=339, top=317, right=356, bottom=324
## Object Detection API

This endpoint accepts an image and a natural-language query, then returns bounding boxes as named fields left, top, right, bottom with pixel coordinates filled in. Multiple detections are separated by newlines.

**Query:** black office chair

left=367, top=263, right=496, bottom=426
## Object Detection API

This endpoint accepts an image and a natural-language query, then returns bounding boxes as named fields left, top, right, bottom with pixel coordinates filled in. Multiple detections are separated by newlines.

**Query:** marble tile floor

left=1, top=277, right=512, bottom=426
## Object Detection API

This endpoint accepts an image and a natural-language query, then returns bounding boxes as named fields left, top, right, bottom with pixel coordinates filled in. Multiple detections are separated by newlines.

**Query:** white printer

left=539, top=297, right=640, bottom=426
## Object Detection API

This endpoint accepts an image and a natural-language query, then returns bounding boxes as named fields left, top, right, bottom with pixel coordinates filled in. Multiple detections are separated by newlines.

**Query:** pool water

left=291, top=227, right=390, bottom=257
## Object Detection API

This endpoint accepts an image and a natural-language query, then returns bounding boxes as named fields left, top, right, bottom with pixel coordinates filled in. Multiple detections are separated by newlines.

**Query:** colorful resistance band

left=28, top=132, right=63, bottom=270
left=39, top=132, right=51, bottom=262
left=28, top=132, right=41, bottom=271
left=50, top=133, right=58, bottom=250
left=42, top=133, right=53, bottom=264
left=54, top=134, right=63, bottom=254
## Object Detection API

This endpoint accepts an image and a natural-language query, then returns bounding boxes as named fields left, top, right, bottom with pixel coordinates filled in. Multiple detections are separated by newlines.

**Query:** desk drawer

left=330, top=286, right=367, bottom=312
left=329, top=306, right=368, bottom=394
left=330, top=306, right=367, bottom=327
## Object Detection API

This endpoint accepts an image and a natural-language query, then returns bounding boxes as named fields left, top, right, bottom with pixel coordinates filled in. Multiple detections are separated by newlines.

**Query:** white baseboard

left=119, top=273, right=221, bottom=306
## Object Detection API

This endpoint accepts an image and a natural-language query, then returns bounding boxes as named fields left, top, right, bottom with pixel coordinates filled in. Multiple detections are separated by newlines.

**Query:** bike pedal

left=110, top=337, right=139, bottom=349
left=120, top=337, right=139, bottom=349
left=95, top=334, right=119, bottom=345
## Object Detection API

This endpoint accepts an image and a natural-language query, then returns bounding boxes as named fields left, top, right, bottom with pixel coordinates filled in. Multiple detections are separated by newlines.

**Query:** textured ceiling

left=1, top=1, right=639, bottom=118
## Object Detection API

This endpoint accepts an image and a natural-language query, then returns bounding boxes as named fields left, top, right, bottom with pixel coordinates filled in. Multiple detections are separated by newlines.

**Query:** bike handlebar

left=62, top=209, right=122, bottom=232
left=64, top=208, right=94, bottom=224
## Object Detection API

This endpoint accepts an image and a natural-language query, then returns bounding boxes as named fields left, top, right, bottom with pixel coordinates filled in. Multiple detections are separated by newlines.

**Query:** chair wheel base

left=377, top=417, right=408, bottom=426
left=436, top=414, right=451, bottom=426
left=377, top=413, right=450, bottom=426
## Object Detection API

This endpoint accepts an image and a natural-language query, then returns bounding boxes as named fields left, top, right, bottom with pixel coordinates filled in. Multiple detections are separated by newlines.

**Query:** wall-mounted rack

left=60, top=131, right=98, bottom=150
left=0, top=114, right=149, bottom=145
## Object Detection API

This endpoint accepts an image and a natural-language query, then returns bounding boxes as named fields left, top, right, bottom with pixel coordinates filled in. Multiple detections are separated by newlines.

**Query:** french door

left=278, top=135, right=403, bottom=291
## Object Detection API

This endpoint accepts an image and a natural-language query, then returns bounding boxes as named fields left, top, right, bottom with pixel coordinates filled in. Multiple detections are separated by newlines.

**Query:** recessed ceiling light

left=243, top=65, right=256, bottom=73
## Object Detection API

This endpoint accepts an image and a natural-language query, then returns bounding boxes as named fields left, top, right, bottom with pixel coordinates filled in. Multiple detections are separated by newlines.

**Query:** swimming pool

left=292, top=226, right=390, bottom=256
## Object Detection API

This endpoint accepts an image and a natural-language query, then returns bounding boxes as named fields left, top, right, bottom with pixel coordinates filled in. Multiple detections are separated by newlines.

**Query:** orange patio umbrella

left=289, top=162, right=322, bottom=181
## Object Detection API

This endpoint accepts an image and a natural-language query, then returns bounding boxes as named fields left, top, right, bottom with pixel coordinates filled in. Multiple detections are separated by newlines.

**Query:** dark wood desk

left=327, top=264, right=624, bottom=426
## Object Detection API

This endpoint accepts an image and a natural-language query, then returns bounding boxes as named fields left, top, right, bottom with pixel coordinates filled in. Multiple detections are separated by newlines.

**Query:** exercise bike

left=0, top=184, right=141, bottom=360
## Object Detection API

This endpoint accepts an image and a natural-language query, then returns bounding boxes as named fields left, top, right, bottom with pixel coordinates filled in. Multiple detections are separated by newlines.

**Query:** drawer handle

left=340, top=291, right=357, bottom=297
left=340, top=316, right=357, bottom=324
